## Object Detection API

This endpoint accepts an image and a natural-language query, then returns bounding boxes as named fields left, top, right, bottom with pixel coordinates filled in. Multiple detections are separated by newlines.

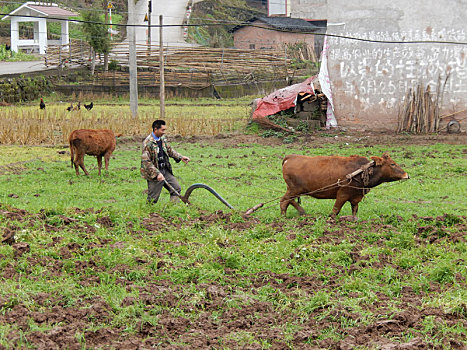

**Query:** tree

left=82, top=11, right=110, bottom=75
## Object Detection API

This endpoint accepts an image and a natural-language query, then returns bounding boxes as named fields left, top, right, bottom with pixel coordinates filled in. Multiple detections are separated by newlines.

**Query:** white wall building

left=2, top=2, right=77, bottom=54
left=268, top=0, right=467, bottom=130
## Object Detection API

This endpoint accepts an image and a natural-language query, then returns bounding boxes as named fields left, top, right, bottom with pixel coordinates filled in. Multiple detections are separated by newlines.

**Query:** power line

left=1, top=13, right=467, bottom=46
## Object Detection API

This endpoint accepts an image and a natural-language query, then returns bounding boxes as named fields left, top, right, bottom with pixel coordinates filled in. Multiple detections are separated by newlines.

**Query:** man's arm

left=164, top=139, right=190, bottom=164
left=141, top=146, right=160, bottom=180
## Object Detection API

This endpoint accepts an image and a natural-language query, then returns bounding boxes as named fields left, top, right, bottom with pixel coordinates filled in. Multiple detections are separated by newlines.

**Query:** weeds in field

left=0, top=100, right=249, bottom=145
left=0, top=137, right=466, bottom=348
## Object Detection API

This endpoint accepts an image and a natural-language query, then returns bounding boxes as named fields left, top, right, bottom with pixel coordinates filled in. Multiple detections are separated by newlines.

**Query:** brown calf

left=69, top=129, right=120, bottom=176
left=280, top=153, right=409, bottom=218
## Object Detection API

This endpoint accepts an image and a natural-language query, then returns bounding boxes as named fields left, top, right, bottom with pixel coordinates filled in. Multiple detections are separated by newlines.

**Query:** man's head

left=152, top=120, right=166, bottom=138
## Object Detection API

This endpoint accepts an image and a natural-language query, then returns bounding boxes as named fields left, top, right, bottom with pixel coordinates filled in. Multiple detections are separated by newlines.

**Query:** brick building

left=232, top=17, right=325, bottom=56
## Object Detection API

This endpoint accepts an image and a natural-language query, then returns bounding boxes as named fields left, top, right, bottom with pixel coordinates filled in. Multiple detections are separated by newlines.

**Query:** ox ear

left=382, top=152, right=390, bottom=160
left=371, top=156, right=384, bottom=166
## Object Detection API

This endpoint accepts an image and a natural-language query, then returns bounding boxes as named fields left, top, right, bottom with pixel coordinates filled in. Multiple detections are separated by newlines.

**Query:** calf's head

left=370, top=153, right=409, bottom=182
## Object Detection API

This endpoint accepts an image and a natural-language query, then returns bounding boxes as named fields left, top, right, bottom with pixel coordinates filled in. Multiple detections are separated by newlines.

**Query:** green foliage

left=260, top=129, right=284, bottom=138
left=187, top=0, right=265, bottom=47
left=82, top=11, right=111, bottom=54
left=0, top=75, right=51, bottom=103
left=108, top=59, right=119, bottom=71
left=285, top=42, right=321, bottom=76
left=265, top=109, right=294, bottom=129
left=430, top=263, right=455, bottom=284
left=0, top=44, right=13, bottom=60
left=296, top=120, right=310, bottom=132
left=283, top=134, right=297, bottom=144
left=245, top=121, right=260, bottom=134
left=0, top=44, right=40, bottom=62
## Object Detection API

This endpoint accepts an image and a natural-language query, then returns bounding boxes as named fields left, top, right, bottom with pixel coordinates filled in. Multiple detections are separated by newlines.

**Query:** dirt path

left=120, top=130, right=467, bottom=149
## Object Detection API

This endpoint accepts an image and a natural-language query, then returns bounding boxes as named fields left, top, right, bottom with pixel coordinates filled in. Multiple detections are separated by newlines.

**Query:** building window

left=268, top=0, right=287, bottom=15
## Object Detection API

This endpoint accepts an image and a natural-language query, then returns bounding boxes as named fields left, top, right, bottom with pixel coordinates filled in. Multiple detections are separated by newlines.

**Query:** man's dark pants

left=147, top=168, right=182, bottom=203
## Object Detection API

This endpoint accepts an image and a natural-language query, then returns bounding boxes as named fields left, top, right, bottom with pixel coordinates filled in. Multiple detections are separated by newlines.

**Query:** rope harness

left=341, top=160, right=375, bottom=195
left=186, top=159, right=379, bottom=214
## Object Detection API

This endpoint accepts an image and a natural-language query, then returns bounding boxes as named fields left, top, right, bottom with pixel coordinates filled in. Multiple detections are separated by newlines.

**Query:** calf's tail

left=69, top=141, right=75, bottom=168
left=282, top=154, right=293, bottom=167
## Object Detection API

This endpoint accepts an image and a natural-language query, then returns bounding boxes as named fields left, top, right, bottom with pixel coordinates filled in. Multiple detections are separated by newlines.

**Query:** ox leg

left=290, top=199, right=306, bottom=215
left=73, top=161, right=80, bottom=176
left=330, top=196, right=347, bottom=219
left=350, top=196, right=363, bottom=218
left=72, top=154, right=80, bottom=176
left=78, top=155, right=89, bottom=176
left=97, top=156, right=103, bottom=176
left=280, top=191, right=306, bottom=216
left=279, top=195, right=290, bottom=216
left=104, top=152, right=111, bottom=172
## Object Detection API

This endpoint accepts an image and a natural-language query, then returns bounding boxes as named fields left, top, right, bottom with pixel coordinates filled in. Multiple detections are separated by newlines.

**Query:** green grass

left=0, top=134, right=466, bottom=348
left=0, top=44, right=40, bottom=62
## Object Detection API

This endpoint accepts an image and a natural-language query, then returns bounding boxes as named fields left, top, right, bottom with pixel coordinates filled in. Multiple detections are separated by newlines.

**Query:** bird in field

left=40, top=98, right=45, bottom=109
left=66, top=103, right=73, bottom=111
left=73, top=101, right=81, bottom=111
left=84, top=102, right=93, bottom=111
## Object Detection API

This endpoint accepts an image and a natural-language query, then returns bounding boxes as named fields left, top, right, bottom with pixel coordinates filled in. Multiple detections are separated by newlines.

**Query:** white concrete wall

left=130, top=0, right=189, bottom=46
left=290, top=0, right=328, bottom=19
left=324, top=0, right=466, bottom=129
left=10, top=16, right=49, bottom=54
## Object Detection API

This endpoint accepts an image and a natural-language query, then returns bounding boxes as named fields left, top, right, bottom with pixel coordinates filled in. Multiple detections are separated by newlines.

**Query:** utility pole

left=159, top=15, right=165, bottom=119
left=108, top=1, right=113, bottom=40
left=104, top=1, right=110, bottom=71
left=147, top=0, right=152, bottom=50
left=128, top=0, right=138, bottom=117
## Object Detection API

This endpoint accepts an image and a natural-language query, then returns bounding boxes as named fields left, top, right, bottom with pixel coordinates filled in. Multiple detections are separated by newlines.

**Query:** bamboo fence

left=45, top=39, right=93, bottom=67
left=93, top=70, right=212, bottom=88
left=44, top=42, right=292, bottom=86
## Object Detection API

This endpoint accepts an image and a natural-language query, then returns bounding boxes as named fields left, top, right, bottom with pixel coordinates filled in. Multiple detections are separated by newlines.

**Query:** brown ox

left=280, top=153, right=409, bottom=218
left=69, top=129, right=120, bottom=176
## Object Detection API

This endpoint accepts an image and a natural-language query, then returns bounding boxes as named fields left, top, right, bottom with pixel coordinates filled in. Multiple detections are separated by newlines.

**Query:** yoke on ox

left=69, top=129, right=118, bottom=176
left=280, top=153, right=409, bottom=218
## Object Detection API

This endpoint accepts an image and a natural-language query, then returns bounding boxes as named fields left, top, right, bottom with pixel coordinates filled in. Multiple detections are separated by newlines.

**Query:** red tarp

left=252, top=76, right=317, bottom=129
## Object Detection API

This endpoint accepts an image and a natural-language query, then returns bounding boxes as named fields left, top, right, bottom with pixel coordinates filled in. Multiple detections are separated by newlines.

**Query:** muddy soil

left=1, top=204, right=466, bottom=349
left=117, top=129, right=466, bottom=153
left=191, top=129, right=467, bottom=147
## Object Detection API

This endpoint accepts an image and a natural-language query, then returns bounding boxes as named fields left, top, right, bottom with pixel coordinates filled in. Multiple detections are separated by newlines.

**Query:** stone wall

left=0, top=75, right=52, bottom=103
left=54, top=80, right=289, bottom=99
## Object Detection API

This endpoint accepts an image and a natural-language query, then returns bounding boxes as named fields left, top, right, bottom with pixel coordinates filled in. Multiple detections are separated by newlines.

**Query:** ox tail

left=69, top=140, right=75, bottom=168
left=69, top=138, right=81, bottom=168
left=282, top=154, right=294, bottom=167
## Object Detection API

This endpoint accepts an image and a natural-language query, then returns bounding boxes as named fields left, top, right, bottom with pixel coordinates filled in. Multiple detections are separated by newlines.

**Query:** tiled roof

left=28, top=4, right=77, bottom=17
left=231, top=16, right=325, bottom=33
left=256, top=17, right=322, bottom=32
left=2, top=2, right=77, bottom=20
